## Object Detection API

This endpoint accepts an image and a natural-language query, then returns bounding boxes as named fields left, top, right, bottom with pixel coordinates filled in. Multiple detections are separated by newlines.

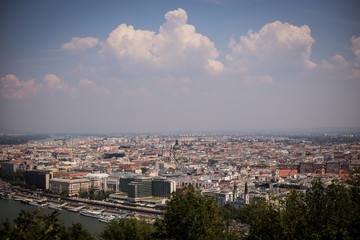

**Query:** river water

left=0, top=198, right=105, bottom=236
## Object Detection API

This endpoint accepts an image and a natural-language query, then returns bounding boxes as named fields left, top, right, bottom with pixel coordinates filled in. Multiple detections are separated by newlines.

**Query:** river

left=0, top=198, right=106, bottom=236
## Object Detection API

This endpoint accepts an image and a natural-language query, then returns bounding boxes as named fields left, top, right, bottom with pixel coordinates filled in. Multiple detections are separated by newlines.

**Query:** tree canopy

left=235, top=171, right=360, bottom=240
left=154, top=185, right=225, bottom=240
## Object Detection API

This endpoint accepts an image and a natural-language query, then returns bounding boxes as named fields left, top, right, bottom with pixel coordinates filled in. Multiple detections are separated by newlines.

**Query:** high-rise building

left=152, top=178, right=176, bottom=198
left=119, top=174, right=138, bottom=192
left=128, top=177, right=152, bottom=199
left=24, top=170, right=52, bottom=189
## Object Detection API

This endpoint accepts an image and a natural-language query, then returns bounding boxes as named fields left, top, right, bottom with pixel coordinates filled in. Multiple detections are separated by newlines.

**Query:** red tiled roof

left=279, top=169, right=298, bottom=177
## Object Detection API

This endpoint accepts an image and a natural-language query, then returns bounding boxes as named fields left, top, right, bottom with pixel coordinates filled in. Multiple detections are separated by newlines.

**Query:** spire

left=233, top=181, right=238, bottom=202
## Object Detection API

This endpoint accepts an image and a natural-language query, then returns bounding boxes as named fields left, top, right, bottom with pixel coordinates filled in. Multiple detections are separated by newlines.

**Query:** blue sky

left=1, top=0, right=359, bottom=133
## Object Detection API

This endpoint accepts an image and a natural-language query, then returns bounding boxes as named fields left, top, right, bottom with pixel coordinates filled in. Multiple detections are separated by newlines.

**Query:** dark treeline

left=1, top=170, right=360, bottom=240
left=0, top=134, right=50, bottom=145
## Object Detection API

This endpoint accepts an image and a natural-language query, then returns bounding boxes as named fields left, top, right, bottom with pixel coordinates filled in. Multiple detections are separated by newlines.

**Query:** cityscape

left=1, top=0, right=360, bottom=239
left=0, top=131, right=360, bottom=238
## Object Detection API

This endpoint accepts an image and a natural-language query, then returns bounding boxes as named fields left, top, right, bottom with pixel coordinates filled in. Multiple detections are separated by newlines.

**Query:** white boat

left=80, top=210, right=104, bottom=219
left=29, top=200, right=47, bottom=207
left=48, top=204, right=62, bottom=210
left=29, top=201, right=41, bottom=207
left=99, top=215, right=116, bottom=223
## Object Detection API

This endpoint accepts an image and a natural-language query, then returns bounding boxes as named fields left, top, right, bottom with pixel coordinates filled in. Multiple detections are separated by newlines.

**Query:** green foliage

left=0, top=210, right=94, bottom=240
left=60, top=190, right=69, bottom=197
left=0, top=210, right=65, bottom=240
left=78, top=188, right=115, bottom=200
left=155, top=185, right=225, bottom=240
left=0, top=134, right=49, bottom=145
left=60, top=222, right=95, bottom=240
left=99, top=218, right=155, bottom=240
left=237, top=178, right=360, bottom=240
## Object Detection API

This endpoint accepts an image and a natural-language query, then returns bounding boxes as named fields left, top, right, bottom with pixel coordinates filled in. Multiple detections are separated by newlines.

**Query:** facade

left=1, top=162, right=19, bottom=172
left=215, top=191, right=233, bottom=207
left=299, top=162, right=314, bottom=174
left=24, top=170, right=52, bottom=189
left=54, top=172, right=90, bottom=178
left=85, top=173, right=108, bottom=191
left=152, top=178, right=176, bottom=198
left=128, top=177, right=152, bottom=199
left=106, top=176, right=120, bottom=192
left=49, top=178, right=91, bottom=196
left=120, top=176, right=176, bottom=199
left=120, top=176, right=137, bottom=192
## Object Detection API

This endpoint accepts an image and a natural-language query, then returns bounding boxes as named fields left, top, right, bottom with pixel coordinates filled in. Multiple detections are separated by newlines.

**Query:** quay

left=1, top=182, right=164, bottom=217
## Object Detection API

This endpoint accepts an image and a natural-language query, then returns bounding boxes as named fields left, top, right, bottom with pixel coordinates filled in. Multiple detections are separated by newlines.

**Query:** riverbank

left=0, top=198, right=106, bottom=236
left=0, top=180, right=162, bottom=223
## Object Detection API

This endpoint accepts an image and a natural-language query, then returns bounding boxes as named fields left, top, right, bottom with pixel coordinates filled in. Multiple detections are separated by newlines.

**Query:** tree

left=238, top=198, right=282, bottom=240
left=155, top=185, right=225, bottom=240
left=99, top=218, right=154, bottom=240
left=60, top=223, right=95, bottom=240
left=0, top=210, right=94, bottom=240
left=0, top=210, right=65, bottom=240
left=236, top=178, right=360, bottom=240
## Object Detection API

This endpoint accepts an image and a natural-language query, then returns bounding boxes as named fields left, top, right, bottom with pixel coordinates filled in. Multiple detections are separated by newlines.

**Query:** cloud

left=102, top=8, right=223, bottom=74
left=226, top=21, right=316, bottom=82
left=62, top=37, right=99, bottom=52
left=318, top=37, right=360, bottom=80
left=0, top=74, right=42, bottom=100
left=79, top=78, right=111, bottom=96
left=43, top=74, right=69, bottom=92
left=351, top=36, right=360, bottom=67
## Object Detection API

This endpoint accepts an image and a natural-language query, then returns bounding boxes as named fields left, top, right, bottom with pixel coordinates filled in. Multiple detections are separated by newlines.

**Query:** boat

left=29, top=200, right=47, bottom=207
left=80, top=210, right=104, bottom=219
left=99, top=215, right=116, bottom=223
left=29, top=201, right=41, bottom=207
left=48, top=204, right=62, bottom=210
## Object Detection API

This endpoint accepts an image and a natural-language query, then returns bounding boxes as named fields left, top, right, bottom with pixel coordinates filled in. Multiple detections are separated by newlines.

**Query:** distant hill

left=0, top=134, right=50, bottom=145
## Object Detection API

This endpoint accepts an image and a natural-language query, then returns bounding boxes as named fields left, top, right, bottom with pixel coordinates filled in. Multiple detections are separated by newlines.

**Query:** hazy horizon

left=1, top=0, right=360, bottom=133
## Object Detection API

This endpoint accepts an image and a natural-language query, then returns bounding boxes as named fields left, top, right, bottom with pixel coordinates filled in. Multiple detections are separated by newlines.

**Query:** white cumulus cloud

left=102, top=8, right=223, bottom=74
left=43, top=74, right=69, bottom=92
left=318, top=36, right=360, bottom=80
left=226, top=21, right=316, bottom=82
left=62, top=37, right=99, bottom=52
left=0, top=74, right=42, bottom=100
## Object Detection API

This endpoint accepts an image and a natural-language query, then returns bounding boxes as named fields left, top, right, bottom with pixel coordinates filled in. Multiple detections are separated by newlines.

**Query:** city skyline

left=1, top=0, right=360, bottom=134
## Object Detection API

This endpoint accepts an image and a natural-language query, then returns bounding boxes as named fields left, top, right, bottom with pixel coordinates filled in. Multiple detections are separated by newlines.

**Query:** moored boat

left=48, top=204, right=62, bottom=210
left=80, top=210, right=104, bottom=219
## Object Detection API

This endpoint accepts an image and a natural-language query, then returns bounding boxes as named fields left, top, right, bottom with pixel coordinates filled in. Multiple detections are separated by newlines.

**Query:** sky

left=0, top=0, right=360, bottom=134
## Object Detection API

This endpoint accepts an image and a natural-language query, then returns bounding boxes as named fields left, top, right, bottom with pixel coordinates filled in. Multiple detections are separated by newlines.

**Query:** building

left=24, top=170, right=52, bottom=189
left=128, top=177, right=152, bottom=199
left=119, top=175, right=138, bottom=193
left=85, top=173, right=108, bottom=191
left=54, top=172, right=90, bottom=178
left=299, top=162, right=314, bottom=174
left=215, top=191, right=233, bottom=207
left=106, top=176, right=120, bottom=192
left=49, top=178, right=91, bottom=196
left=1, top=162, right=19, bottom=172
left=152, top=177, right=176, bottom=198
